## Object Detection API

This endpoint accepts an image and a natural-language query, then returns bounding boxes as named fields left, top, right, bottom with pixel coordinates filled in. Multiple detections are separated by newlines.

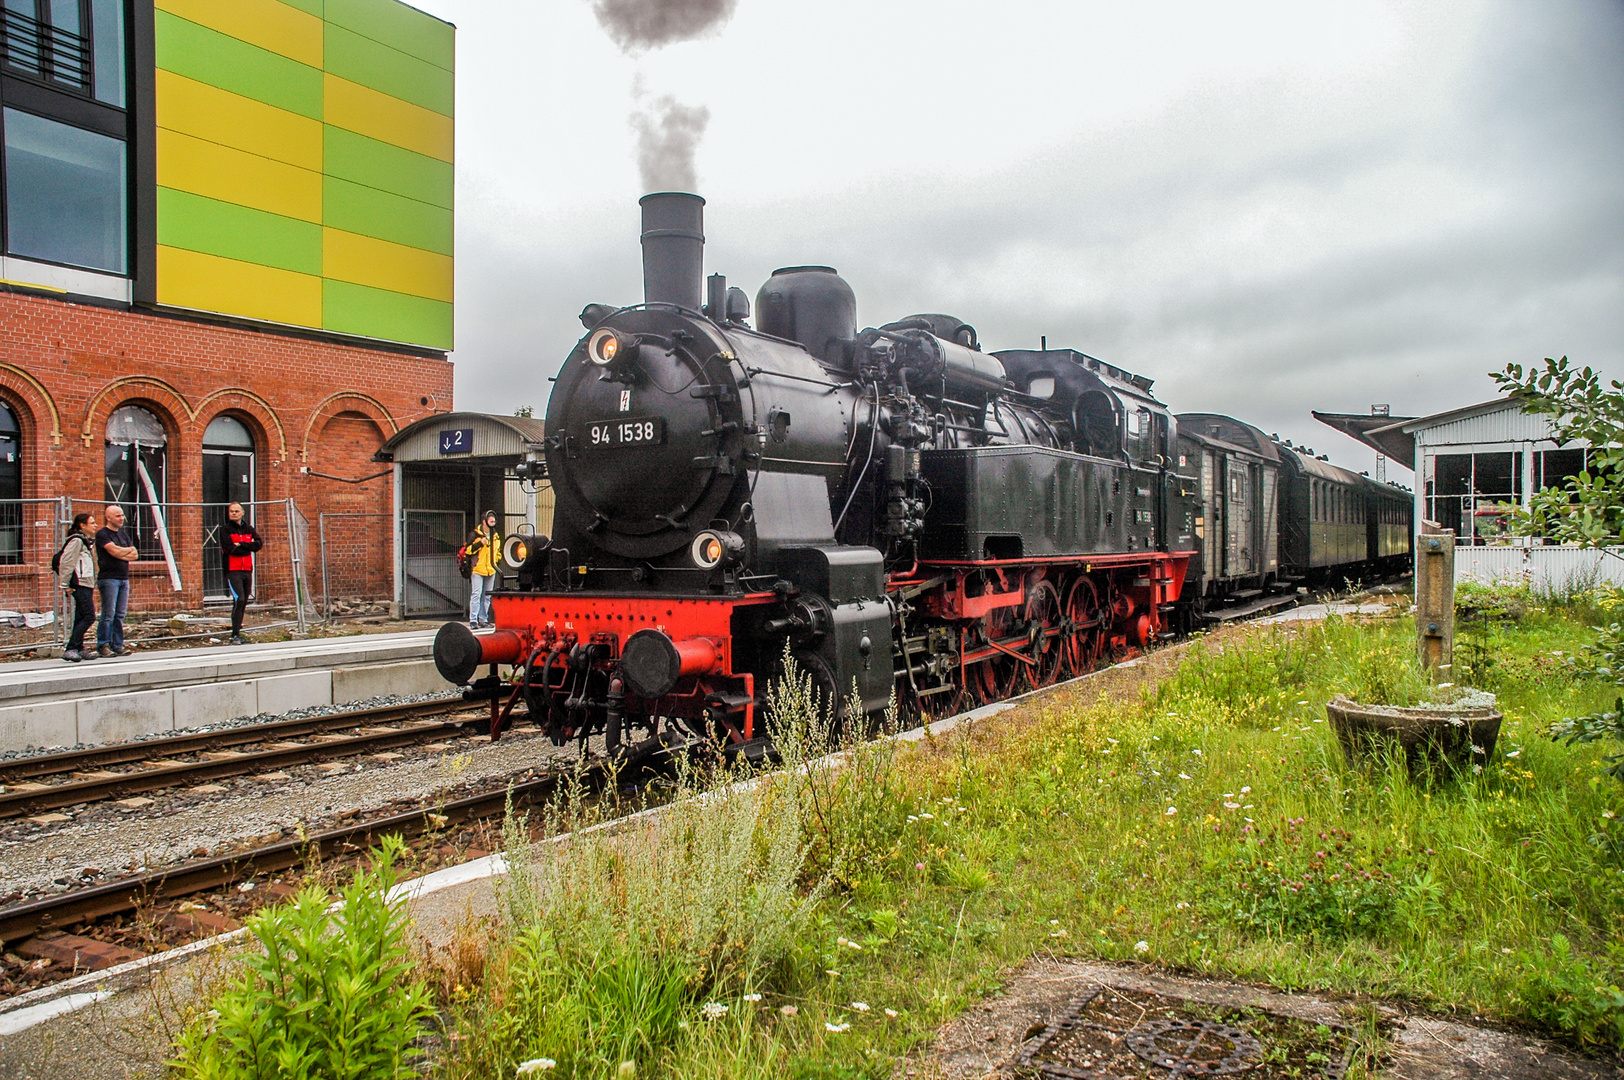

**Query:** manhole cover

left=1123, top=1018, right=1262, bottom=1075
left=1013, top=986, right=1352, bottom=1079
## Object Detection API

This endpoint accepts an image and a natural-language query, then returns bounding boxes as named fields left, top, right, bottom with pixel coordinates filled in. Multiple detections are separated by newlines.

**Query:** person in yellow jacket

left=468, top=510, right=501, bottom=628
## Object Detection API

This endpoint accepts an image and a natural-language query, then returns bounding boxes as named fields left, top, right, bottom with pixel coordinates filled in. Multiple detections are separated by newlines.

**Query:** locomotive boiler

left=433, top=192, right=1201, bottom=751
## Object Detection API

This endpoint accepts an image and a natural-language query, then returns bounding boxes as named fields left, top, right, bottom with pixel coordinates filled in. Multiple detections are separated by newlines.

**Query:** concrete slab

left=254, top=670, right=332, bottom=715
left=332, top=659, right=445, bottom=703
left=172, top=680, right=258, bottom=729
left=0, top=699, right=77, bottom=751
left=76, top=688, right=174, bottom=745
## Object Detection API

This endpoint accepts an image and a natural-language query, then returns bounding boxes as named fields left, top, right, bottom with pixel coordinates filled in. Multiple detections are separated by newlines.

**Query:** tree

left=1492, top=356, right=1624, bottom=549
left=1494, top=357, right=1624, bottom=782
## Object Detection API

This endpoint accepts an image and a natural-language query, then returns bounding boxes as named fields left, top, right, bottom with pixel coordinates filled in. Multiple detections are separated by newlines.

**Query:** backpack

left=456, top=544, right=474, bottom=579
left=50, top=535, right=74, bottom=576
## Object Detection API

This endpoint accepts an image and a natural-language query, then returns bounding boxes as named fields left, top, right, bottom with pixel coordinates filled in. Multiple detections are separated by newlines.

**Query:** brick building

left=0, top=0, right=456, bottom=635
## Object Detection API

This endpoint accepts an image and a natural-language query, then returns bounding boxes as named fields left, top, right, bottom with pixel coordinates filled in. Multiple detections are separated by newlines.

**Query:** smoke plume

left=590, top=0, right=738, bottom=53
left=631, top=89, right=710, bottom=192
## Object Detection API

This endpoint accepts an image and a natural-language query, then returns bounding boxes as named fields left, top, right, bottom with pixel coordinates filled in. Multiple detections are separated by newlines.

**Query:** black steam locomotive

left=433, top=194, right=1408, bottom=750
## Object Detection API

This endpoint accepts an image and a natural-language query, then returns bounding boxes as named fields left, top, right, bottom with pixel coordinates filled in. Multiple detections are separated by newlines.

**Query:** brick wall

left=0, top=287, right=453, bottom=610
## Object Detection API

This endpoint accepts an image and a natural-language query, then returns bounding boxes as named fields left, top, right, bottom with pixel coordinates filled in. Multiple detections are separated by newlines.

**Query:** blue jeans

left=97, top=578, right=129, bottom=651
left=469, top=572, right=494, bottom=626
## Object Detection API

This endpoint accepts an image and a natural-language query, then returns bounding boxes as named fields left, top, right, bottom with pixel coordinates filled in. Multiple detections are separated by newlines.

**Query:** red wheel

left=1062, top=576, right=1103, bottom=677
left=1025, top=579, right=1063, bottom=688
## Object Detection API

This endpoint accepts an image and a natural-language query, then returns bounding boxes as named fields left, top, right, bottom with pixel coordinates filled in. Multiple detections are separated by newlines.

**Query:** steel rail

left=0, top=716, right=518, bottom=819
left=0, top=758, right=588, bottom=944
left=0, top=698, right=480, bottom=784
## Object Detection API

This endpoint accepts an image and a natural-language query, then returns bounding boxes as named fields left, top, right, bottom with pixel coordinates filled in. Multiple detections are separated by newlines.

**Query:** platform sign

left=439, top=429, right=474, bottom=455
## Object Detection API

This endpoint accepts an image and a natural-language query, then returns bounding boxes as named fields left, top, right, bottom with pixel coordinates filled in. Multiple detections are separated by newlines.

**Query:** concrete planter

left=1325, top=694, right=1502, bottom=778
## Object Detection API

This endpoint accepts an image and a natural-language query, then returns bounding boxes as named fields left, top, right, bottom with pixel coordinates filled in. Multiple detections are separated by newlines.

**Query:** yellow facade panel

left=323, top=73, right=452, bottom=162
left=156, top=70, right=322, bottom=172
left=157, top=128, right=322, bottom=223
left=322, top=227, right=452, bottom=302
left=156, top=245, right=323, bottom=327
left=155, top=0, right=323, bottom=68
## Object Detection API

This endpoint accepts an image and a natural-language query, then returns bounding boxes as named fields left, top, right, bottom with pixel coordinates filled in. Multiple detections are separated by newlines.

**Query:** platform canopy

left=375, top=412, right=546, bottom=464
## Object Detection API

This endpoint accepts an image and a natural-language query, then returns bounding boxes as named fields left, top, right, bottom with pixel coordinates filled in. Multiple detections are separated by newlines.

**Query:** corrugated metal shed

left=375, top=413, right=546, bottom=462
left=1401, top=400, right=1570, bottom=449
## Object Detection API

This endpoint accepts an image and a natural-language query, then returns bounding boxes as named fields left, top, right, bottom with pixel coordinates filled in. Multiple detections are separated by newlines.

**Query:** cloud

left=589, top=0, right=738, bottom=53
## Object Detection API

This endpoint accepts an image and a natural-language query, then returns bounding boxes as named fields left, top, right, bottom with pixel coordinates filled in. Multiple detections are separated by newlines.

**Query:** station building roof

left=375, top=412, right=545, bottom=463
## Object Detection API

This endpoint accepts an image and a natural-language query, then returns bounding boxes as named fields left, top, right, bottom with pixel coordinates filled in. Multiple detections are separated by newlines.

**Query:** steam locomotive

left=433, top=193, right=1409, bottom=751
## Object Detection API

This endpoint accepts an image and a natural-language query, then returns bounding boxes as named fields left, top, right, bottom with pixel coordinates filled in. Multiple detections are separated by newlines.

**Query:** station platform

left=0, top=630, right=448, bottom=754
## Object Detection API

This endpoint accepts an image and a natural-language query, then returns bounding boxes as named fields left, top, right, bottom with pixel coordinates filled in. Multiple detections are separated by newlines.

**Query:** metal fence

left=319, top=512, right=394, bottom=621
left=404, top=509, right=466, bottom=618
left=0, top=498, right=73, bottom=653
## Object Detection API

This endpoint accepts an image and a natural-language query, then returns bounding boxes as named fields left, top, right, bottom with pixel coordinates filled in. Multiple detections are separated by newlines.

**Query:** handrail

left=0, top=8, right=92, bottom=93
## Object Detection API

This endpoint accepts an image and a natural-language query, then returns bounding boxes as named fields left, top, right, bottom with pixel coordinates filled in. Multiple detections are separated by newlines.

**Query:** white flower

left=1224, top=802, right=1241, bottom=810
left=1107, top=737, right=1119, bottom=744
left=851, top=1001, right=870, bottom=1011
left=1502, top=947, right=1514, bottom=954
left=825, top=969, right=841, bottom=977
left=1192, top=749, right=1202, bottom=755
left=837, top=936, right=862, bottom=950
left=1605, top=810, right=1617, bottom=820
left=1165, top=806, right=1177, bottom=816
left=919, top=813, right=934, bottom=820
left=1240, top=786, right=1251, bottom=794
left=1049, top=919, right=1059, bottom=924
left=1473, top=764, right=1483, bottom=775
left=1507, top=750, right=1521, bottom=758
left=907, top=815, right=918, bottom=823
left=1134, top=940, right=1150, bottom=955
left=1050, top=928, right=1069, bottom=937
left=826, top=1022, right=850, bottom=1033
left=1223, top=793, right=1235, bottom=798
left=516, top=1060, right=556, bottom=1075
left=1297, top=700, right=1309, bottom=705
left=1175, top=901, right=1189, bottom=910
left=1178, top=773, right=1192, bottom=780
left=780, top=1004, right=799, bottom=1016
left=701, top=1001, right=728, bottom=1020
left=1472, top=745, right=1485, bottom=755
left=1438, top=682, right=1455, bottom=689
left=743, top=993, right=762, bottom=1002
left=884, top=1008, right=899, bottom=1018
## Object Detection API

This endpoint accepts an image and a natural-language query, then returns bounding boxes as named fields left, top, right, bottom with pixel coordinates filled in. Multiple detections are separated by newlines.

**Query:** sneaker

left=229, top=634, right=246, bottom=646
left=117, top=646, right=133, bottom=656
left=97, top=644, right=113, bottom=659
left=62, top=648, right=81, bottom=662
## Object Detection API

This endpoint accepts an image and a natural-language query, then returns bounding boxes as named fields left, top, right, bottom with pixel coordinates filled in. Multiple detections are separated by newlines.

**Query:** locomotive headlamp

left=690, top=529, right=744, bottom=570
left=588, top=327, right=632, bottom=366
left=502, top=532, right=547, bottom=570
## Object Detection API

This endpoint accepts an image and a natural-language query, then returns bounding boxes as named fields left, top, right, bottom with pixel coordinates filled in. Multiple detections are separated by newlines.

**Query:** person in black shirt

left=95, top=504, right=138, bottom=657
left=221, top=502, right=264, bottom=646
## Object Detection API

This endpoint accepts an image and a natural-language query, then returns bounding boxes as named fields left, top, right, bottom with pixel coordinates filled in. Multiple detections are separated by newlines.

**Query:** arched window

left=104, top=403, right=167, bottom=558
left=0, top=401, right=19, bottom=564
left=202, top=414, right=256, bottom=600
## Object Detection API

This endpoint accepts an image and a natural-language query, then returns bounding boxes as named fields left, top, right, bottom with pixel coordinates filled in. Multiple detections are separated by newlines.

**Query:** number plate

left=584, top=416, right=665, bottom=449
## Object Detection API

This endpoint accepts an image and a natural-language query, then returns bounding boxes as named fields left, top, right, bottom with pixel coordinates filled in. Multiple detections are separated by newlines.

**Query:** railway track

left=0, top=698, right=493, bottom=819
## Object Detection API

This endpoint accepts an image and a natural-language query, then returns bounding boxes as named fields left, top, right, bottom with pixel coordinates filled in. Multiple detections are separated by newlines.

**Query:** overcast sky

left=407, top=0, right=1623, bottom=476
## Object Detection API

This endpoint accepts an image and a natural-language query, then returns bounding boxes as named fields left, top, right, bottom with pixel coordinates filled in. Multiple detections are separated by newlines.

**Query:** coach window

left=0, top=400, right=19, bottom=563
left=105, top=404, right=168, bottom=558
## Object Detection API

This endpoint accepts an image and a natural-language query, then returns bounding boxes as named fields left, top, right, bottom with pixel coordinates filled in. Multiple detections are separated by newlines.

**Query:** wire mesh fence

left=318, top=512, right=394, bottom=621
left=0, top=498, right=73, bottom=653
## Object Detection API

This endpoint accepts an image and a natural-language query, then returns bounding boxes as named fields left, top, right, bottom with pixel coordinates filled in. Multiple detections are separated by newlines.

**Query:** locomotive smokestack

left=639, top=191, right=705, bottom=310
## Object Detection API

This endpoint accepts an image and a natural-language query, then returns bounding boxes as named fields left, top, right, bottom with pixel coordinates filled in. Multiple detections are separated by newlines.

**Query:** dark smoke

left=631, top=90, right=710, bottom=192
left=590, top=0, right=738, bottom=52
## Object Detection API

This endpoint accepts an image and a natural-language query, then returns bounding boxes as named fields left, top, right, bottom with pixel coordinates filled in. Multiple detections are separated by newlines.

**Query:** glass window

left=89, top=0, right=121, bottom=105
left=105, top=404, right=168, bottom=559
left=0, top=400, right=19, bottom=564
left=203, top=414, right=255, bottom=450
left=4, top=108, right=126, bottom=272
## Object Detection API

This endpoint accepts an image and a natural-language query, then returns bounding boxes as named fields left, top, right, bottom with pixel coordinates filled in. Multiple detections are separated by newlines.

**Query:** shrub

left=169, top=835, right=432, bottom=1080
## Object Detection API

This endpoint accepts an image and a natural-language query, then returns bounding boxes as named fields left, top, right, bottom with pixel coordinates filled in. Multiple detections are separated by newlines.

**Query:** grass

left=168, top=593, right=1624, bottom=1078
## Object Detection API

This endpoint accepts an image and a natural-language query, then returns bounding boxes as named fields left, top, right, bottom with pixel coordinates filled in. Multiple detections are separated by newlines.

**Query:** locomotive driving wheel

left=975, top=606, right=1021, bottom=703
left=1062, top=576, right=1104, bottom=678
left=1024, top=579, right=1064, bottom=688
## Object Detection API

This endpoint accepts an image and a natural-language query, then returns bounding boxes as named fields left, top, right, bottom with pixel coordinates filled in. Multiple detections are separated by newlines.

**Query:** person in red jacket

left=222, top=502, right=264, bottom=646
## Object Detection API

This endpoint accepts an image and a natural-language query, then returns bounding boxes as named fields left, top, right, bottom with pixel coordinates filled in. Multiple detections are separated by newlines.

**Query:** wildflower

left=1506, top=750, right=1521, bottom=758
left=919, top=813, right=934, bottom=820
left=743, top=993, right=762, bottom=1002
left=1134, top=940, right=1150, bottom=955
left=908, top=815, right=918, bottom=823
left=1502, top=948, right=1514, bottom=955
left=1178, top=773, right=1192, bottom=780
left=1605, top=810, right=1617, bottom=820
left=1224, top=802, right=1240, bottom=810
left=1049, top=919, right=1059, bottom=924
left=1107, top=737, right=1119, bottom=744
left=825, top=970, right=841, bottom=977
left=1438, top=682, right=1455, bottom=689
left=838, top=937, right=863, bottom=951
left=1192, top=749, right=1202, bottom=755
left=1240, top=786, right=1251, bottom=794
left=1175, top=901, right=1189, bottom=910
left=1471, top=745, right=1485, bottom=755
left=1223, top=793, right=1235, bottom=798
left=1474, top=764, right=1483, bottom=775
left=516, top=1061, right=556, bottom=1075
left=851, top=1001, right=870, bottom=1011
left=701, top=1001, right=728, bottom=1020
left=1297, top=700, right=1309, bottom=705
left=826, top=1022, right=850, bottom=1033
left=885, top=1008, right=899, bottom=1018
left=916, top=862, right=926, bottom=870
left=1165, top=806, right=1177, bottom=816
left=781, top=1005, right=799, bottom=1016
left=1050, top=928, right=1069, bottom=937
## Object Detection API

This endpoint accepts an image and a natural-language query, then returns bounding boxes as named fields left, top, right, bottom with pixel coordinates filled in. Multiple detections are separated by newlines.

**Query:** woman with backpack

left=55, top=512, right=98, bottom=662
left=466, top=510, right=501, bottom=628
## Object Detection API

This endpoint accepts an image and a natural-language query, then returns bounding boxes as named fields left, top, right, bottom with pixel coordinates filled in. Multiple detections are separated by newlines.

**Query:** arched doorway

left=104, top=403, right=168, bottom=559
left=202, top=414, right=256, bottom=600
left=0, top=401, right=20, bottom=564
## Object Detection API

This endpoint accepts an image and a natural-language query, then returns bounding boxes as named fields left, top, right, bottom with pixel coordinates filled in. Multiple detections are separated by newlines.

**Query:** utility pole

left=1372, top=404, right=1390, bottom=483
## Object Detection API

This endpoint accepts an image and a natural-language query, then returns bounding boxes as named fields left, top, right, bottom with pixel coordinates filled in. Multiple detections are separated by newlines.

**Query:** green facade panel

left=323, top=176, right=452, bottom=254
left=157, top=187, right=323, bottom=274
left=324, top=126, right=453, bottom=208
left=154, top=10, right=322, bottom=117
left=324, top=23, right=453, bottom=114
left=323, top=279, right=453, bottom=350
left=325, top=0, right=453, bottom=71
